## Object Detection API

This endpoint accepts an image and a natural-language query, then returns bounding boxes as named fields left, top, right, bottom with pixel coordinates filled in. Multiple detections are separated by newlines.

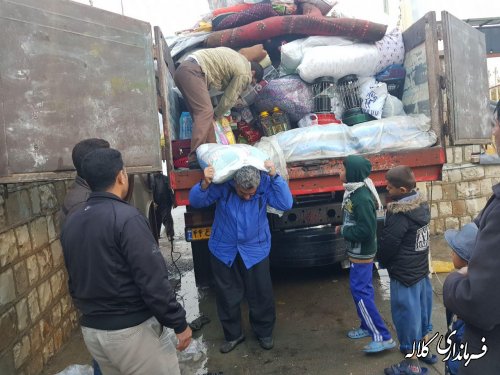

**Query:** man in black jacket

left=61, top=148, right=191, bottom=375
left=58, top=138, right=110, bottom=228
left=443, top=101, right=500, bottom=374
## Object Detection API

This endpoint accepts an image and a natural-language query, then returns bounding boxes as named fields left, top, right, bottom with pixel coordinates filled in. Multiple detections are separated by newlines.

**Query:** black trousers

left=210, top=252, right=276, bottom=341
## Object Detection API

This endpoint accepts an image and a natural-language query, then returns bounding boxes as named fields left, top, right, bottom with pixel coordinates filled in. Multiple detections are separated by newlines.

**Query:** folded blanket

left=205, top=15, right=387, bottom=48
left=213, top=3, right=278, bottom=31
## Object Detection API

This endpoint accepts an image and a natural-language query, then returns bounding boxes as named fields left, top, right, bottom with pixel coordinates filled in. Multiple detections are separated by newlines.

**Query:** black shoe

left=188, top=160, right=201, bottom=170
left=258, top=336, right=274, bottom=350
left=220, top=335, right=245, bottom=353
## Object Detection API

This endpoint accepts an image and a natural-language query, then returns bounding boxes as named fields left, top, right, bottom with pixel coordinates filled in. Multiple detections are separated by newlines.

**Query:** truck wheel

left=191, top=241, right=213, bottom=287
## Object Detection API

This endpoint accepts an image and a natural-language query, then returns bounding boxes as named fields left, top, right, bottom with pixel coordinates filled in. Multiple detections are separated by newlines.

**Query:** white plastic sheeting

left=255, top=114, right=437, bottom=163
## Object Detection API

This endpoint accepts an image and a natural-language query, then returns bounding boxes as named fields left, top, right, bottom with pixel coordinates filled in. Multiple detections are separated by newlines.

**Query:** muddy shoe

left=189, top=314, right=211, bottom=331
left=258, top=336, right=274, bottom=350
left=220, top=335, right=245, bottom=353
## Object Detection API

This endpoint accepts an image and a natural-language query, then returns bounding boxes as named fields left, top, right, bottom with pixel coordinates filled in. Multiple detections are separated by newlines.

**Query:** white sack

left=280, top=36, right=354, bottom=73
left=382, top=95, right=405, bottom=118
left=375, top=28, right=405, bottom=73
left=297, top=44, right=380, bottom=83
left=359, top=77, right=388, bottom=120
left=196, top=143, right=270, bottom=184
left=255, top=115, right=437, bottom=162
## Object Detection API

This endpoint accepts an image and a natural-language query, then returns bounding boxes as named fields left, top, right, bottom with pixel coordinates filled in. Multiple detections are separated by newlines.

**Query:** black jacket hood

left=387, top=191, right=430, bottom=227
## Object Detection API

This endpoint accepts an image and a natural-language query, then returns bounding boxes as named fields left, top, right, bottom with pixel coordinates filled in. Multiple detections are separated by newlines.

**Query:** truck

left=0, top=0, right=492, bottom=285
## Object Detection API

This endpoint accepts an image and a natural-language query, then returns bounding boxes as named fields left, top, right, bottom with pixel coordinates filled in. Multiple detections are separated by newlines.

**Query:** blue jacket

left=189, top=173, right=293, bottom=269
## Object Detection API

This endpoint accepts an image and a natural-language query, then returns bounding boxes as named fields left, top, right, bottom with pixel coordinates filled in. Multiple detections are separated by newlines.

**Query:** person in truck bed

left=174, top=47, right=264, bottom=169
left=189, top=161, right=292, bottom=353
left=335, top=155, right=396, bottom=354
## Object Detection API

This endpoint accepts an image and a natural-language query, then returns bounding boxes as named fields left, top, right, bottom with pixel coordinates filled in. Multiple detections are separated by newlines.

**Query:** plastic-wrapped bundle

left=297, top=43, right=380, bottom=83
left=256, top=114, right=437, bottom=162
left=254, top=75, right=313, bottom=122
left=280, top=36, right=354, bottom=74
left=196, top=143, right=270, bottom=183
left=296, top=29, right=405, bottom=83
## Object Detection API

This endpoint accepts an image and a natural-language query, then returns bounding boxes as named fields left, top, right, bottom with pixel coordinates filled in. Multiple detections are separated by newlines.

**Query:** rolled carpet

left=205, top=15, right=387, bottom=48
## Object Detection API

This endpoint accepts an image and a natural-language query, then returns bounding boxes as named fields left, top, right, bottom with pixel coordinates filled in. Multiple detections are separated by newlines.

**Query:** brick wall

left=417, top=145, right=500, bottom=235
left=0, top=180, right=78, bottom=375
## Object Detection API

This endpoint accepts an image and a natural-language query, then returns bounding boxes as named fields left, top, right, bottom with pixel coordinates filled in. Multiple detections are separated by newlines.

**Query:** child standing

left=443, top=222, right=478, bottom=375
left=336, top=155, right=396, bottom=353
left=378, top=165, right=434, bottom=375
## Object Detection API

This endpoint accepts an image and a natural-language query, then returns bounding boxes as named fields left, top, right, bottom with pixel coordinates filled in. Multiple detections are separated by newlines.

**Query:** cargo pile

left=168, top=0, right=437, bottom=169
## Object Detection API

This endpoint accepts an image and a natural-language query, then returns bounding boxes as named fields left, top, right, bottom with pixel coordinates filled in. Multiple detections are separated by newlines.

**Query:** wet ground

left=42, top=207, right=454, bottom=375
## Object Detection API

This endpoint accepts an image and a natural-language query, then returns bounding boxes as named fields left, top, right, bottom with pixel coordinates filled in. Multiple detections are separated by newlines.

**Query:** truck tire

left=191, top=241, right=213, bottom=287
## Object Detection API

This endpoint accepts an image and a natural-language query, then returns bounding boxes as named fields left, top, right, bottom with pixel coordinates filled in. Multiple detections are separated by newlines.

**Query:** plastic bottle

left=259, top=111, right=273, bottom=136
left=271, top=107, right=290, bottom=134
left=220, top=115, right=236, bottom=144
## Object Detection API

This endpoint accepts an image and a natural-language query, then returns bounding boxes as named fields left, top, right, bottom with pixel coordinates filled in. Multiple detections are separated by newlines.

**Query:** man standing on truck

left=61, top=148, right=191, bottom=374
left=189, top=162, right=293, bottom=353
left=174, top=47, right=264, bottom=169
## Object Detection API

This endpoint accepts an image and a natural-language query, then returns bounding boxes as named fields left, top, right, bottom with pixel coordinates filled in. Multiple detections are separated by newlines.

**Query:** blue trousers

left=390, top=276, right=433, bottom=353
left=350, top=262, right=392, bottom=341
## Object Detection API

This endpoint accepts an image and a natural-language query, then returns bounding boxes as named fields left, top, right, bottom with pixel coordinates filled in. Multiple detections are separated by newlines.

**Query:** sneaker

left=219, top=334, right=245, bottom=353
left=347, top=328, right=370, bottom=339
left=363, top=339, right=397, bottom=353
left=258, top=336, right=274, bottom=350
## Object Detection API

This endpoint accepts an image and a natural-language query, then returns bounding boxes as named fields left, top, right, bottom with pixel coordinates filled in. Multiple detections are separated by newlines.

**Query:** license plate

left=185, top=227, right=211, bottom=241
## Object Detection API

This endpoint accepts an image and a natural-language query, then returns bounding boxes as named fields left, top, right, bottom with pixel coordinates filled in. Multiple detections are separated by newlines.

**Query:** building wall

left=0, top=180, right=78, bottom=375
left=417, top=145, right=500, bottom=235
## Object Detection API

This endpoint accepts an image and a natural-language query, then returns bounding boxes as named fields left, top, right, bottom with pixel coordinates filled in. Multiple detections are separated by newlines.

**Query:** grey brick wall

left=0, top=181, right=78, bottom=375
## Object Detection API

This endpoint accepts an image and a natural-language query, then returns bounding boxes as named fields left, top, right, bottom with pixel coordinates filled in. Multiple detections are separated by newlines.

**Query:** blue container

left=376, top=64, right=406, bottom=100
left=179, top=112, right=193, bottom=140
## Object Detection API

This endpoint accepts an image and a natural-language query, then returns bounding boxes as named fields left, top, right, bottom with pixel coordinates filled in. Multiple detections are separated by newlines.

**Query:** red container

left=171, top=139, right=191, bottom=160
left=316, top=113, right=340, bottom=125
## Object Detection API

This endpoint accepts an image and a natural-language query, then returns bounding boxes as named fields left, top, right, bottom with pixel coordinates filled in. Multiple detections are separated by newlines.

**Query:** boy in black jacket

left=378, top=166, right=434, bottom=375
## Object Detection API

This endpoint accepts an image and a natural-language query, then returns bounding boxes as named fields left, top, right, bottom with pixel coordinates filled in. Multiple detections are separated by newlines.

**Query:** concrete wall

left=0, top=180, right=78, bottom=375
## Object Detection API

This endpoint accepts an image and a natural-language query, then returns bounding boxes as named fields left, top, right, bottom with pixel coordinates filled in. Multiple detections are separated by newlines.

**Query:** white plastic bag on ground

left=55, top=365, right=93, bottom=375
left=196, top=143, right=270, bottom=184
left=359, top=77, right=388, bottom=120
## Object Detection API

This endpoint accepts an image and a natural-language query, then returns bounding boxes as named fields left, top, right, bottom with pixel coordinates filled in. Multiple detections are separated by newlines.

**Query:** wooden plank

left=154, top=26, right=174, bottom=175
